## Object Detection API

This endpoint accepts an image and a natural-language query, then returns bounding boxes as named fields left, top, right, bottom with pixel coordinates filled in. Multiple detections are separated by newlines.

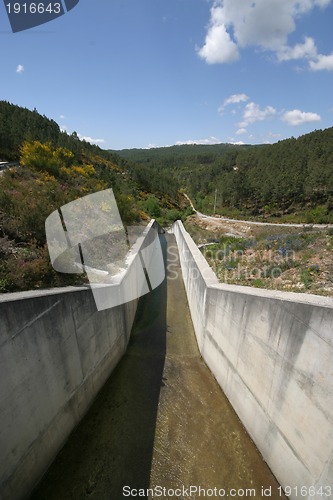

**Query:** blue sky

left=1, top=0, right=333, bottom=149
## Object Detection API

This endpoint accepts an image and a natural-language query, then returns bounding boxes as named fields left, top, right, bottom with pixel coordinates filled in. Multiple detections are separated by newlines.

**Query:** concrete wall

left=0, top=220, right=162, bottom=500
left=172, top=221, right=333, bottom=500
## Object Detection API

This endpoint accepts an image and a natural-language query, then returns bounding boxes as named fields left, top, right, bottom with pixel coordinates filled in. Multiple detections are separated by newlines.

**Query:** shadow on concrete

left=30, top=235, right=168, bottom=500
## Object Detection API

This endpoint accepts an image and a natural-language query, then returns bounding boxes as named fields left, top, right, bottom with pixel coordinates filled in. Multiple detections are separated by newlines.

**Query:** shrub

left=166, top=209, right=182, bottom=222
left=144, top=196, right=161, bottom=218
left=20, top=141, right=74, bottom=177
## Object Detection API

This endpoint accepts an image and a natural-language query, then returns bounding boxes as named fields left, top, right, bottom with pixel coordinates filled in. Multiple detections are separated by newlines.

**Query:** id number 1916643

left=6, top=3, right=62, bottom=14
left=278, top=485, right=332, bottom=497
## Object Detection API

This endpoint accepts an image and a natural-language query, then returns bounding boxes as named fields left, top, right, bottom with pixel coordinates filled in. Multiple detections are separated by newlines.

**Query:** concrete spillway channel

left=31, top=234, right=285, bottom=500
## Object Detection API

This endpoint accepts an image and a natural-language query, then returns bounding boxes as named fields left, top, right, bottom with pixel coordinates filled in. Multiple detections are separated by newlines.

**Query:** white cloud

left=78, top=134, right=105, bottom=145
left=228, top=140, right=245, bottom=145
left=278, top=37, right=333, bottom=71
left=281, top=109, right=321, bottom=125
left=219, top=93, right=249, bottom=114
left=268, top=132, right=282, bottom=139
left=239, top=102, right=276, bottom=127
left=16, top=64, right=24, bottom=73
left=60, top=114, right=66, bottom=120
left=60, top=125, right=68, bottom=132
left=309, top=53, right=333, bottom=71
left=176, top=136, right=222, bottom=145
left=278, top=37, right=317, bottom=61
left=236, top=128, right=247, bottom=135
left=197, top=4, right=239, bottom=64
left=198, top=0, right=333, bottom=68
left=224, top=93, right=249, bottom=106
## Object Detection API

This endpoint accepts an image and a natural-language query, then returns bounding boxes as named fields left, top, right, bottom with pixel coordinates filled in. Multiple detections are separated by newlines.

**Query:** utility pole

left=213, top=188, right=217, bottom=215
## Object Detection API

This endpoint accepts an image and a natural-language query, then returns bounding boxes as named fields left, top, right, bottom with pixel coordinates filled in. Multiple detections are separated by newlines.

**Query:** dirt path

left=184, top=193, right=333, bottom=234
left=184, top=194, right=333, bottom=296
left=31, top=234, right=285, bottom=500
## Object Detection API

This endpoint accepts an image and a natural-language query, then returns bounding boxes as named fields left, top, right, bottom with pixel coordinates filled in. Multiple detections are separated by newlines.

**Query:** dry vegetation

left=185, top=214, right=333, bottom=297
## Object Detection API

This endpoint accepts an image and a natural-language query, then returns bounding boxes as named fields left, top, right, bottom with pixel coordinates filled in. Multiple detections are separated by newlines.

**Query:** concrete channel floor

left=31, top=234, right=286, bottom=500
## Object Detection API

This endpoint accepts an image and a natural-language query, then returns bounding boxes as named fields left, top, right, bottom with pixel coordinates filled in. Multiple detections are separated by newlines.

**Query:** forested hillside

left=1, top=101, right=332, bottom=293
left=115, top=143, right=249, bottom=199
left=0, top=102, right=188, bottom=292
left=116, top=128, right=333, bottom=223
left=0, top=101, right=128, bottom=165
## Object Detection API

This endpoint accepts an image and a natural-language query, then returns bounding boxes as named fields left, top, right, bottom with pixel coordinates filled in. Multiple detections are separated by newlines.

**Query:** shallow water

left=31, top=234, right=285, bottom=500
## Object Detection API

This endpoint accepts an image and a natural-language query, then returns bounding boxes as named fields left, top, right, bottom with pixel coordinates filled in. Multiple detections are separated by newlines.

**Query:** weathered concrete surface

left=0, top=286, right=135, bottom=500
left=149, top=235, right=284, bottom=499
left=172, top=220, right=333, bottom=500
left=0, top=221, right=162, bottom=500
left=31, top=234, right=284, bottom=500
